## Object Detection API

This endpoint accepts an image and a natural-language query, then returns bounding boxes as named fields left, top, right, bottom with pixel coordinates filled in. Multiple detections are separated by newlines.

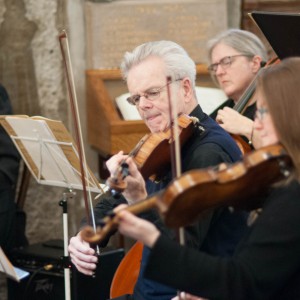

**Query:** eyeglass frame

left=207, top=54, right=252, bottom=74
left=255, top=107, right=269, bottom=121
left=126, top=78, right=182, bottom=106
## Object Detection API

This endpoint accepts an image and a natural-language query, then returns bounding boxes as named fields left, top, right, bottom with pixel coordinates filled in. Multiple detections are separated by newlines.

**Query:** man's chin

left=146, top=121, right=163, bottom=133
left=148, top=126, right=160, bottom=133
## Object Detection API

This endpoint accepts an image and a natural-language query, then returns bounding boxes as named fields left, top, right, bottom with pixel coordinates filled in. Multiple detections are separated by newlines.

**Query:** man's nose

left=138, top=95, right=152, bottom=107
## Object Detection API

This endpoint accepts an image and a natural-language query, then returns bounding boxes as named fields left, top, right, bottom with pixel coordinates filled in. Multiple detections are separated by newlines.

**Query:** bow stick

left=58, top=30, right=103, bottom=239
left=166, top=76, right=185, bottom=245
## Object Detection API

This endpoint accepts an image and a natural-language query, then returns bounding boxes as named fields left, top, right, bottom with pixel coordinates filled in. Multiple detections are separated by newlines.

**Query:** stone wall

left=85, top=0, right=228, bottom=69
left=0, top=0, right=88, bottom=242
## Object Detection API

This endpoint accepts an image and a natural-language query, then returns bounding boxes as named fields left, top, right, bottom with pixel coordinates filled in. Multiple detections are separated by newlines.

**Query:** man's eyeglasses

left=126, top=79, right=182, bottom=106
left=255, top=107, right=269, bottom=121
left=208, top=55, right=250, bottom=74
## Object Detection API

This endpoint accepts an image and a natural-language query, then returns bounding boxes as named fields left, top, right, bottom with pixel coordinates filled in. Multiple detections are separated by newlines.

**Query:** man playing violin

left=69, top=40, right=249, bottom=300
left=115, top=57, right=300, bottom=300
left=207, top=29, right=268, bottom=150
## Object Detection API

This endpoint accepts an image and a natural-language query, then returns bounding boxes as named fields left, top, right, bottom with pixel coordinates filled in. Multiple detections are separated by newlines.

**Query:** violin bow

left=166, top=76, right=187, bottom=300
left=166, top=78, right=186, bottom=244
left=58, top=30, right=103, bottom=244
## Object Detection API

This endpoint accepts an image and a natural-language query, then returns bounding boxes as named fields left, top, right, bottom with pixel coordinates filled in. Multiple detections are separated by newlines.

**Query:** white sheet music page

left=3, top=116, right=104, bottom=193
left=0, top=247, right=29, bottom=282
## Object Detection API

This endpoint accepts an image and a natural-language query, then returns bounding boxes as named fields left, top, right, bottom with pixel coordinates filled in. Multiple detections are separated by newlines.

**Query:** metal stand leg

left=59, top=190, right=76, bottom=300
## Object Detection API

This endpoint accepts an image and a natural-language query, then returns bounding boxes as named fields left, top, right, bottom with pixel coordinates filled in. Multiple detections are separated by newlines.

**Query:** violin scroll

left=80, top=195, right=161, bottom=245
left=80, top=214, right=119, bottom=244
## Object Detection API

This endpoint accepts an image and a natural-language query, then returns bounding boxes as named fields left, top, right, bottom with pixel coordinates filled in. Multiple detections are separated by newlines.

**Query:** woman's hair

left=257, top=57, right=300, bottom=181
left=207, top=29, right=268, bottom=63
left=120, top=40, right=197, bottom=89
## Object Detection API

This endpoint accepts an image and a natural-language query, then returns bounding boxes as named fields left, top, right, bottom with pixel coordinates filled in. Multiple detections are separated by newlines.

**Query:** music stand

left=0, top=115, right=106, bottom=300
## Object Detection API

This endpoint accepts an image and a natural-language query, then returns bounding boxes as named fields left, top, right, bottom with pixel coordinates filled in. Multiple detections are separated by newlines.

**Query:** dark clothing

left=209, top=99, right=256, bottom=145
left=90, top=105, right=248, bottom=300
left=0, top=84, right=20, bottom=252
left=145, top=180, right=300, bottom=300
left=210, top=98, right=256, bottom=121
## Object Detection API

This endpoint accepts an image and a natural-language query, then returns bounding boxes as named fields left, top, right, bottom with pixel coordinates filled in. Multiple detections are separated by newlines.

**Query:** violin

left=106, top=113, right=201, bottom=192
left=81, top=143, right=292, bottom=244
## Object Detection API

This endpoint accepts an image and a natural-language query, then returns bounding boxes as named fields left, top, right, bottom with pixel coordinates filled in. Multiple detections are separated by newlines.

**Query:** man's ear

left=182, top=78, right=193, bottom=102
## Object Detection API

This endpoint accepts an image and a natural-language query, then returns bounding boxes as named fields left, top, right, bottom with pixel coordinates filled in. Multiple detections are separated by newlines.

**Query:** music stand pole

left=59, top=190, right=76, bottom=300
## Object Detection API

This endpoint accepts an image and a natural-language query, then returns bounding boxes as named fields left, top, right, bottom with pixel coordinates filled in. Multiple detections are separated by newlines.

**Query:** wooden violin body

left=106, top=113, right=199, bottom=192
left=135, top=114, right=197, bottom=180
left=164, top=143, right=291, bottom=227
left=81, top=144, right=292, bottom=244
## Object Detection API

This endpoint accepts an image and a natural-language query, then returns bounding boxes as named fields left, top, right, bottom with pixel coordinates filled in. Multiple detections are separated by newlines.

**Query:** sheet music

left=0, top=247, right=29, bottom=282
left=1, top=115, right=106, bottom=194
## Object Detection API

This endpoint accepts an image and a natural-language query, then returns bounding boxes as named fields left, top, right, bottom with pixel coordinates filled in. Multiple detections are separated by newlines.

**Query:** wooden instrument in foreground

left=81, top=144, right=292, bottom=244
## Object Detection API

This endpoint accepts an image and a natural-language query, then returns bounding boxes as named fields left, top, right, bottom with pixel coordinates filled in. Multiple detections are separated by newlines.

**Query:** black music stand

left=249, top=11, right=300, bottom=59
